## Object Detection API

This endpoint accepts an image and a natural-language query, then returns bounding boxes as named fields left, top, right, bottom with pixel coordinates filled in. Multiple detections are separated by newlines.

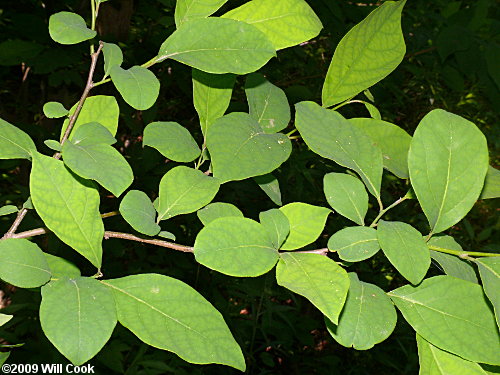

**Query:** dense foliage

left=0, top=0, right=499, bottom=374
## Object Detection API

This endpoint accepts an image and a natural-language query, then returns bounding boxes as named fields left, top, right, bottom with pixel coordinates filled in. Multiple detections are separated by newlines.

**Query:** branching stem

left=428, top=245, right=500, bottom=258
left=370, top=196, right=408, bottom=227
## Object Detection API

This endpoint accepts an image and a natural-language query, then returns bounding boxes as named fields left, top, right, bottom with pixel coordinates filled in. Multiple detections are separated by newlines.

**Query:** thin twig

left=1, top=208, right=28, bottom=239
left=370, top=196, right=408, bottom=228
left=104, top=231, right=194, bottom=253
left=291, top=248, right=329, bottom=256
left=428, top=245, right=500, bottom=258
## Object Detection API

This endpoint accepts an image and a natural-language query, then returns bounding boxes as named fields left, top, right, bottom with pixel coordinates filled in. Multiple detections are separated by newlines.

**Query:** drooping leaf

left=48, top=12, right=96, bottom=45
left=328, top=226, right=379, bottom=262
left=44, top=140, right=62, bottom=151
left=102, top=42, right=123, bottom=80
left=43, top=101, right=69, bottom=118
left=253, top=174, right=282, bottom=206
left=157, top=18, right=276, bottom=74
left=40, top=277, right=117, bottom=365
left=44, top=253, right=81, bottom=278
left=143, top=121, right=200, bottom=162
left=103, top=274, right=245, bottom=370
left=389, top=275, right=500, bottom=365
left=0, top=205, right=18, bottom=216
left=476, top=257, right=500, bottom=328
left=157, top=166, right=220, bottom=221
left=408, top=109, right=488, bottom=233
left=245, top=73, right=290, bottom=133
left=417, top=333, right=488, bottom=375
left=350, top=118, right=412, bottom=179
left=322, top=0, right=407, bottom=107
left=0, top=117, right=36, bottom=159
left=120, top=190, right=161, bottom=236
left=30, top=153, right=104, bottom=268
left=0, top=314, right=13, bottom=327
left=259, top=208, right=290, bottom=249
left=207, top=112, right=291, bottom=183
left=175, top=0, right=228, bottom=27
left=194, top=217, right=278, bottom=277
left=61, top=95, right=119, bottom=139
left=428, top=236, right=478, bottom=284
left=197, top=202, right=243, bottom=226
left=324, top=172, right=368, bottom=225
left=0, top=238, right=51, bottom=288
left=192, top=69, right=235, bottom=136
left=295, top=101, right=383, bottom=198
left=480, top=166, right=500, bottom=200
left=158, top=231, right=176, bottom=240
left=279, top=202, right=331, bottom=250
left=377, top=220, right=430, bottom=284
left=110, top=66, right=160, bottom=110
left=326, top=273, right=397, bottom=349
left=62, top=122, right=133, bottom=197
left=277, top=253, right=349, bottom=324
left=222, top=0, right=322, bottom=50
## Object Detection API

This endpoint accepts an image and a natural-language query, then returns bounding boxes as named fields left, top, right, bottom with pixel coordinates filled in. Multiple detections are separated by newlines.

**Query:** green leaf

left=30, top=153, right=104, bottom=268
left=350, top=118, right=412, bottom=179
left=377, top=220, right=430, bottom=284
left=279, top=202, right=331, bottom=250
left=44, top=253, right=81, bottom=278
left=197, top=202, right=243, bottom=225
left=0, top=117, right=36, bottom=159
left=102, top=42, right=123, bottom=80
left=245, top=73, right=290, bottom=133
left=277, top=253, right=349, bottom=324
left=259, top=208, right=290, bottom=249
left=480, top=166, right=500, bottom=200
left=363, top=101, right=382, bottom=120
left=408, top=109, right=489, bottom=233
left=62, top=123, right=133, bottom=197
left=48, top=12, right=96, bottom=45
left=324, top=172, right=368, bottom=225
left=158, top=231, right=176, bottom=240
left=175, top=0, right=228, bottom=26
left=388, top=275, right=500, bottom=365
left=322, top=0, right=407, bottom=107
left=61, top=95, right=119, bottom=140
left=0, top=353, right=9, bottom=366
left=326, top=273, right=397, bottom=349
left=0, top=205, right=18, bottom=216
left=328, top=226, right=379, bottom=262
left=44, top=140, right=62, bottom=152
left=157, top=18, right=276, bottom=74
left=0, top=239, right=51, bottom=288
left=253, top=174, right=282, bottom=206
left=476, top=257, right=500, bottom=328
left=428, top=236, right=478, bottom=284
left=222, top=0, right=322, bottom=50
left=103, top=273, right=245, bottom=370
left=143, top=121, right=200, bottom=162
left=207, top=112, right=291, bottom=183
left=43, top=101, right=69, bottom=118
left=194, top=217, right=278, bottom=277
left=417, top=333, right=489, bottom=375
left=157, top=166, right=220, bottom=221
left=295, top=102, right=383, bottom=198
left=110, top=66, right=160, bottom=110
left=40, top=277, right=117, bottom=365
left=0, top=314, right=13, bottom=327
left=120, top=190, right=161, bottom=236
left=192, top=69, right=235, bottom=136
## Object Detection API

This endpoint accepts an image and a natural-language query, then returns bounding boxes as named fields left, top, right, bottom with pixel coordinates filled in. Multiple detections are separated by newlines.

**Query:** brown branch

left=1, top=208, right=28, bottom=239
left=292, top=248, right=329, bottom=256
left=405, top=46, right=437, bottom=59
left=103, top=231, right=194, bottom=253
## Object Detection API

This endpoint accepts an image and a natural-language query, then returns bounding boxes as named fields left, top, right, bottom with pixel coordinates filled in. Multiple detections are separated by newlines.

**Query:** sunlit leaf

left=110, top=66, right=160, bottom=110
left=476, top=257, right=500, bottom=328
left=253, top=174, right=282, bottom=206
left=328, top=226, right=379, bottom=262
left=102, top=42, right=123, bottom=80
left=43, top=101, right=69, bottom=119
left=428, top=236, right=477, bottom=283
left=49, top=12, right=96, bottom=45
left=175, top=0, right=228, bottom=26
left=197, top=202, right=243, bottom=226
left=259, top=208, right=290, bottom=249
left=0, top=117, right=36, bottom=160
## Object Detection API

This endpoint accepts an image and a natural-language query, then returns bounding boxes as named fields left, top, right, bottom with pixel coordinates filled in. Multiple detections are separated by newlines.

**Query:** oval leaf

left=0, top=117, right=36, bottom=160
left=259, top=208, right=290, bottom=249
left=328, top=226, right=379, bottom=262
left=0, top=239, right=51, bottom=288
left=194, top=217, right=278, bottom=277
left=157, top=166, right=220, bottom=221
left=197, top=202, right=243, bottom=226
left=408, top=109, right=489, bottom=233
left=103, top=274, right=245, bottom=371
left=43, top=101, right=69, bottom=119
left=30, top=153, right=104, bottom=268
left=48, top=12, right=96, bottom=45
left=322, top=0, right=407, bottom=107
left=143, top=121, right=200, bottom=162
left=40, top=277, right=117, bottom=365
left=175, top=0, right=228, bottom=26
left=102, top=42, right=123, bottom=80
left=276, top=253, right=349, bottom=324
left=389, top=275, right=500, bottom=365
left=377, top=220, right=430, bottom=284
left=326, top=273, right=397, bottom=350
left=207, top=112, right=291, bottom=183
left=157, top=18, right=276, bottom=74
left=110, top=66, right=160, bottom=110
left=279, top=202, right=331, bottom=250
left=0, top=205, right=18, bottom=216
left=476, top=257, right=500, bottom=328
left=120, top=190, right=161, bottom=236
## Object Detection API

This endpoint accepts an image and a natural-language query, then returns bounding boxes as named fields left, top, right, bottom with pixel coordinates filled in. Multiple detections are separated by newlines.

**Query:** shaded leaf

left=44, top=253, right=81, bottom=278
left=49, top=12, right=96, bottom=45
left=110, top=66, right=160, bottom=110
left=480, top=166, right=500, bottom=200
left=0, top=117, right=36, bottom=160
left=328, top=226, right=379, bottom=262
left=253, top=174, right=282, bottom=206
left=120, top=190, right=161, bottom=236
left=102, top=42, right=123, bottom=80
left=43, top=101, right=68, bottom=118
left=44, top=140, right=62, bottom=152
left=175, top=0, right=228, bottom=26
left=476, top=257, right=500, bottom=328
left=0, top=205, right=18, bottom=216
left=197, top=202, right=243, bottom=226
left=259, top=208, right=290, bottom=249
